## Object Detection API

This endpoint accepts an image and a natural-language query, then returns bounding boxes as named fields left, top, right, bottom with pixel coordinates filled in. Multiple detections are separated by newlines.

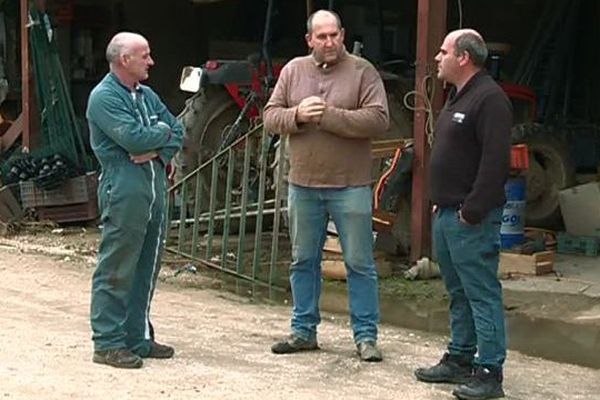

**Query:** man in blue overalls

left=87, top=32, right=183, bottom=368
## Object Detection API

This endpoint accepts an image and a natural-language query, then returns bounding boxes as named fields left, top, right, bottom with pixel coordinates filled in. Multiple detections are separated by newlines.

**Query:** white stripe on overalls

left=135, top=92, right=164, bottom=340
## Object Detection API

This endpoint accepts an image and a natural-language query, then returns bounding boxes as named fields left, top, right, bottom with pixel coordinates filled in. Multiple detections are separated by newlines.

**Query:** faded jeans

left=434, top=206, right=507, bottom=368
left=287, top=184, right=380, bottom=344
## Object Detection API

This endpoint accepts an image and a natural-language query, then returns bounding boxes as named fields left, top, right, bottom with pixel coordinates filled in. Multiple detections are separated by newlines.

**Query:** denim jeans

left=287, top=184, right=380, bottom=343
left=433, top=206, right=506, bottom=368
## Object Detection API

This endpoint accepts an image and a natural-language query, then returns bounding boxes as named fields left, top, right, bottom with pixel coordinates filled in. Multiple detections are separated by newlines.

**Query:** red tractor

left=176, top=1, right=571, bottom=250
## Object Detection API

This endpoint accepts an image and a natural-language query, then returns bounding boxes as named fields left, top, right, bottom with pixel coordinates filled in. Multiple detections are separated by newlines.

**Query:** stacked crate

left=19, top=172, right=99, bottom=223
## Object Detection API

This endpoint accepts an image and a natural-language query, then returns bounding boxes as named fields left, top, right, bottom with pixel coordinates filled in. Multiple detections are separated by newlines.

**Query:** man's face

left=434, top=34, right=462, bottom=84
left=122, top=41, right=154, bottom=83
left=306, top=16, right=345, bottom=65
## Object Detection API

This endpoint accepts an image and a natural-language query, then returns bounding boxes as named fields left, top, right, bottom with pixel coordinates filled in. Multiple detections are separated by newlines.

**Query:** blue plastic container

left=501, top=176, right=527, bottom=249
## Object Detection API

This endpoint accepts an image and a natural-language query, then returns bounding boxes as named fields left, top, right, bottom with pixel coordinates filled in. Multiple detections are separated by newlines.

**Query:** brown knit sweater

left=263, top=50, right=389, bottom=188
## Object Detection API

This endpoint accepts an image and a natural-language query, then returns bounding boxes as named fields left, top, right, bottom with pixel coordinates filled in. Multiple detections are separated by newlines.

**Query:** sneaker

left=452, top=366, right=505, bottom=400
left=145, top=341, right=175, bottom=359
left=415, top=353, right=473, bottom=384
left=356, top=341, right=383, bottom=362
left=93, top=348, right=143, bottom=369
left=271, top=334, right=319, bottom=354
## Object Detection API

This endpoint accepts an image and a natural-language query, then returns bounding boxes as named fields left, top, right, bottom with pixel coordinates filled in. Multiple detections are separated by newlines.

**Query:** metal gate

left=165, top=124, right=289, bottom=295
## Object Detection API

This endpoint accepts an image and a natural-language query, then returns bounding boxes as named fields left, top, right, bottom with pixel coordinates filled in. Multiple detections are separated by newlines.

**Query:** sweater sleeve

left=461, top=92, right=513, bottom=224
left=263, top=64, right=300, bottom=135
left=318, top=65, right=389, bottom=139
left=87, top=89, right=172, bottom=154
left=147, top=89, right=185, bottom=165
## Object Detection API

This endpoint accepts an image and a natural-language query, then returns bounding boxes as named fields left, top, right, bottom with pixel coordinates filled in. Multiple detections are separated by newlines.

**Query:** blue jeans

left=433, top=207, right=506, bottom=368
left=287, top=184, right=379, bottom=343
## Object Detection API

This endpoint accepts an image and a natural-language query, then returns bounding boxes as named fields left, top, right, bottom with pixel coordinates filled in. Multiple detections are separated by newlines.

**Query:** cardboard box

left=559, top=182, right=600, bottom=238
left=499, top=251, right=554, bottom=276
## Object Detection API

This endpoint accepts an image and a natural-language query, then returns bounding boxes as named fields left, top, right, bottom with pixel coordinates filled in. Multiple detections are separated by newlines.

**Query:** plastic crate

left=19, top=171, right=97, bottom=209
left=36, top=199, right=99, bottom=223
left=557, top=232, right=599, bottom=257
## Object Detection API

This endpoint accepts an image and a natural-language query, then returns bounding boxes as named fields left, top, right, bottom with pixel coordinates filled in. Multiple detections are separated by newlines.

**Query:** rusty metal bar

left=205, top=159, right=219, bottom=259
left=235, top=136, right=252, bottom=274
left=220, top=148, right=235, bottom=268
left=190, top=168, right=204, bottom=258
left=177, top=180, right=189, bottom=253
left=251, top=128, right=269, bottom=281
left=165, top=247, right=285, bottom=293
left=268, top=138, right=286, bottom=292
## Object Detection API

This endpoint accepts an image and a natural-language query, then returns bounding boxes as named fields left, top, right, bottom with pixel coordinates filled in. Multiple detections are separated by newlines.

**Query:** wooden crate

left=499, top=251, right=555, bottom=276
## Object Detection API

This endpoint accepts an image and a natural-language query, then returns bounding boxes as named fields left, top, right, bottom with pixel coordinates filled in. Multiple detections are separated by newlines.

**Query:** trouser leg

left=328, top=186, right=379, bottom=343
left=287, top=184, right=328, bottom=341
left=435, top=208, right=476, bottom=359
left=446, top=208, right=506, bottom=368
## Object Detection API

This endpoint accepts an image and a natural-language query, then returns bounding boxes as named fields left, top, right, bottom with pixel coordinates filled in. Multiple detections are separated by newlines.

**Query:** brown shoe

left=93, top=348, right=143, bottom=369
left=145, top=341, right=175, bottom=359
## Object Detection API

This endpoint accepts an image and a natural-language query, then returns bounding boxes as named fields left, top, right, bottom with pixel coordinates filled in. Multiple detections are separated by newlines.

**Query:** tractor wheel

left=175, top=86, right=244, bottom=210
left=512, top=123, right=575, bottom=228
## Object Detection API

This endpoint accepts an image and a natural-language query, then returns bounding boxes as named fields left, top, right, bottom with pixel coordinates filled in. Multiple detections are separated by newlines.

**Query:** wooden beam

left=410, top=0, right=447, bottom=262
left=0, top=113, right=23, bottom=152
left=306, top=0, right=314, bottom=17
left=20, top=0, right=30, bottom=151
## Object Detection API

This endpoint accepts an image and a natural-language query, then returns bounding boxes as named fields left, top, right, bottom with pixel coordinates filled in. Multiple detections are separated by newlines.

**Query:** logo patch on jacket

left=452, top=112, right=466, bottom=124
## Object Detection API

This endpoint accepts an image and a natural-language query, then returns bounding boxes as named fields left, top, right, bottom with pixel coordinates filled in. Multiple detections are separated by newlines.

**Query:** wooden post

left=306, top=0, right=314, bottom=17
left=20, top=0, right=30, bottom=151
left=410, top=0, right=447, bottom=262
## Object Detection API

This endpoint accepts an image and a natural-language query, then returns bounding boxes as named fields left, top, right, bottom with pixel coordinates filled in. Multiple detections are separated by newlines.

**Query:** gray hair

left=306, top=10, right=342, bottom=34
left=454, top=32, right=488, bottom=67
left=106, top=41, right=126, bottom=63
left=105, top=32, right=146, bottom=64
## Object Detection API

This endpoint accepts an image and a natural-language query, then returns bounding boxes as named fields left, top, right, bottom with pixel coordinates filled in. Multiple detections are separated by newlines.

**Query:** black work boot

left=145, top=341, right=175, bottom=359
left=271, top=334, right=319, bottom=354
left=93, top=348, right=143, bottom=369
left=452, top=366, right=505, bottom=400
left=414, top=353, right=473, bottom=384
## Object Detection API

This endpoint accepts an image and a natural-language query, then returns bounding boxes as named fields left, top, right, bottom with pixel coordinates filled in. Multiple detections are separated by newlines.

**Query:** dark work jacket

left=430, top=71, right=513, bottom=224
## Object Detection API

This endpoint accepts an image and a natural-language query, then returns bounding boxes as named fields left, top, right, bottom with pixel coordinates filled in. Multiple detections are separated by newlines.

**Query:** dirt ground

left=1, top=230, right=600, bottom=399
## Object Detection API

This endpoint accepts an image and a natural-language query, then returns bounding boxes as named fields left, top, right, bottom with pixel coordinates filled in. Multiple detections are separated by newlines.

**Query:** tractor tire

left=175, top=86, right=242, bottom=211
left=512, top=123, right=575, bottom=228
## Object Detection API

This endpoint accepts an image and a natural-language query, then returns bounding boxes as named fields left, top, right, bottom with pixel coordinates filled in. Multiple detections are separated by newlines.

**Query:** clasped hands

left=296, top=96, right=326, bottom=124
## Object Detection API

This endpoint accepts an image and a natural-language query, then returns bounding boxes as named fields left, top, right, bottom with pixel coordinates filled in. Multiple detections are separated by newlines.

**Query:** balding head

left=305, top=9, right=346, bottom=65
left=435, top=28, right=487, bottom=89
left=306, top=10, right=342, bottom=35
left=105, top=31, right=154, bottom=88
left=106, top=32, right=148, bottom=65
left=446, top=29, right=488, bottom=67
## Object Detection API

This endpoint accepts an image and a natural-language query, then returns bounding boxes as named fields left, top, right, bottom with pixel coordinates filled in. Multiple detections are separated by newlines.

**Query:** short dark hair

left=454, top=32, right=488, bottom=67
left=306, top=10, right=342, bottom=34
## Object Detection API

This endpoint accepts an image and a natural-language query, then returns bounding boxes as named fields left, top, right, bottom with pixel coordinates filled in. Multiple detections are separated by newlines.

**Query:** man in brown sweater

left=263, top=9, right=389, bottom=362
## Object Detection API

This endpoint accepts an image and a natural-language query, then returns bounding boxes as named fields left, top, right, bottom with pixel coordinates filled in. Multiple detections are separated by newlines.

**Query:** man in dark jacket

left=414, top=29, right=512, bottom=400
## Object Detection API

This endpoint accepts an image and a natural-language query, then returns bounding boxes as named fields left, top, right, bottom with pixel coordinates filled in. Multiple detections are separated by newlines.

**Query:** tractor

left=175, top=0, right=579, bottom=256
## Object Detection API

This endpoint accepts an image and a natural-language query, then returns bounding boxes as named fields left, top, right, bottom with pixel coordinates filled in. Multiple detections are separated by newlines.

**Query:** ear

left=120, top=53, right=129, bottom=67
left=458, top=50, right=470, bottom=67
left=339, top=28, right=345, bottom=42
left=305, top=33, right=312, bottom=49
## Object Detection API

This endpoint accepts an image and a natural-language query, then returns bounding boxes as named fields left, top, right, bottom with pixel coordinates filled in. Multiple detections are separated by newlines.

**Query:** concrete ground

left=502, top=254, right=600, bottom=299
left=1, top=234, right=600, bottom=399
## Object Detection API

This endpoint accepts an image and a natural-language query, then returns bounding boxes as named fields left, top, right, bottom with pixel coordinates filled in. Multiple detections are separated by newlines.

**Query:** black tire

left=176, top=86, right=240, bottom=180
left=512, top=123, right=575, bottom=228
left=175, top=86, right=244, bottom=212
